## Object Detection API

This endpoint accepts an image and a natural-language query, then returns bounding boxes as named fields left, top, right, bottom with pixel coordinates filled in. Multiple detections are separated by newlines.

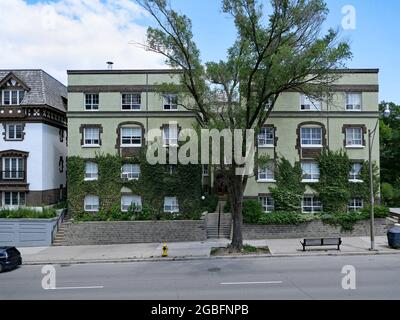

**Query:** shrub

left=242, top=200, right=263, bottom=224
left=258, top=211, right=303, bottom=225
left=202, top=194, right=219, bottom=213
left=381, top=183, right=394, bottom=206
left=0, top=208, right=57, bottom=219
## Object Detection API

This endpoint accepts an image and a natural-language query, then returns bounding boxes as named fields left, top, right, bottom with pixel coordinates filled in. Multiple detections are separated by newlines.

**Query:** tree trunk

left=229, top=174, right=245, bottom=250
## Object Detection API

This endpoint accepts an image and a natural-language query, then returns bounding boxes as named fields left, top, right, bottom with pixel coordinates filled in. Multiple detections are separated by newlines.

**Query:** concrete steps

left=52, top=211, right=71, bottom=246
left=206, top=211, right=232, bottom=239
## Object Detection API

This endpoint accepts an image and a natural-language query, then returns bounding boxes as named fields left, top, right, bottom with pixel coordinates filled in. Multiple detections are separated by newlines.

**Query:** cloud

left=0, top=0, right=166, bottom=84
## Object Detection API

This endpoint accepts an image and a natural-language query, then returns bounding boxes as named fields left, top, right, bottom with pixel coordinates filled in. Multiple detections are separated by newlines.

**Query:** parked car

left=0, top=247, right=22, bottom=273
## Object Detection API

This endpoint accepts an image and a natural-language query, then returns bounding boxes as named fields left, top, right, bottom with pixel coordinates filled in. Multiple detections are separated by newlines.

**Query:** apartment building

left=67, top=68, right=379, bottom=215
left=0, top=70, right=67, bottom=208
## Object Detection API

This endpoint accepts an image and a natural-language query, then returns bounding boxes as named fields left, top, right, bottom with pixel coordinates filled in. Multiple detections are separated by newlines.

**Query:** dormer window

left=2, top=90, right=25, bottom=105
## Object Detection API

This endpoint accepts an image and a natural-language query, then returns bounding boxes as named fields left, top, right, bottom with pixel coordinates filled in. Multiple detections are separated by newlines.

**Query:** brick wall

left=243, top=218, right=391, bottom=240
left=61, top=220, right=207, bottom=246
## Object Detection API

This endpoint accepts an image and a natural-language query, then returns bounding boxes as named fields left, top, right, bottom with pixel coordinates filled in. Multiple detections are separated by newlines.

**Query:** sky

left=1, top=0, right=399, bottom=104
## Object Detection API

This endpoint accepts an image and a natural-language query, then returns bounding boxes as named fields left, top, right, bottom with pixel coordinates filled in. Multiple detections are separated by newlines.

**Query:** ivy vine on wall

left=67, top=150, right=203, bottom=221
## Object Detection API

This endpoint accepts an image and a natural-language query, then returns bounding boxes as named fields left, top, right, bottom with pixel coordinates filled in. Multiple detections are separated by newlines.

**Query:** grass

left=210, top=244, right=270, bottom=256
left=0, top=208, right=58, bottom=219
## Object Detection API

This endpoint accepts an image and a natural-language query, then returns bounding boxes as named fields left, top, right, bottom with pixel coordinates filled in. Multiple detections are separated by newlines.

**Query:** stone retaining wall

left=61, top=220, right=207, bottom=246
left=243, top=218, right=391, bottom=240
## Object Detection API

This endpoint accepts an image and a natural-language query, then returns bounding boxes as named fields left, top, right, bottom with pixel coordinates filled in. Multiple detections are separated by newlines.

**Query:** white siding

left=0, top=123, right=67, bottom=191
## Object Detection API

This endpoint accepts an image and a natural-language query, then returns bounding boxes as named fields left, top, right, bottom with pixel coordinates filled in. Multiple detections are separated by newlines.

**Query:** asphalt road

left=1, top=254, right=400, bottom=300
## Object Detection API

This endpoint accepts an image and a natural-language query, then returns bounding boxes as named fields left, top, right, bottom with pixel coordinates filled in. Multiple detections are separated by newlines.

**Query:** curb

left=21, top=250, right=400, bottom=266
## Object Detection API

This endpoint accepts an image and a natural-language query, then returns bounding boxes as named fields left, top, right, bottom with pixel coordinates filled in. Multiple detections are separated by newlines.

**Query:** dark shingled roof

left=0, top=70, right=67, bottom=113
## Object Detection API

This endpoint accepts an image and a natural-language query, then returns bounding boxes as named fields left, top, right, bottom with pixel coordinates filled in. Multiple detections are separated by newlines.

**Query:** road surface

left=1, top=254, right=400, bottom=300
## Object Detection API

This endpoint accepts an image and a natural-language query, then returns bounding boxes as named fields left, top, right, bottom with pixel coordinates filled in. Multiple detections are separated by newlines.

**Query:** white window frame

left=163, top=94, right=178, bottom=110
left=84, top=195, right=99, bottom=212
left=84, top=162, right=98, bottom=181
left=300, top=94, right=321, bottom=111
left=346, top=127, right=363, bottom=147
left=5, top=124, right=23, bottom=140
left=202, top=165, right=209, bottom=177
left=258, top=162, right=275, bottom=182
left=164, top=197, right=179, bottom=213
left=163, top=125, right=179, bottom=147
left=2, top=90, right=24, bottom=105
left=302, top=197, right=323, bottom=214
left=258, top=127, right=275, bottom=147
left=300, top=127, right=323, bottom=147
left=121, top=164, right=140, bottom=181
left=3, top=191, right=25, bottom=208
left=84, top=93, right=99, bottom=111
left=259, top=196, right=274, bottom=213
left=348, top=198, right=364, bottom=212
left=346, top=93, right=362, bottom=111
left=121, top=195, right=142, bottom=212
left=2, top=157, right=24, bottom=180
left=83, top=127, right=100, bottom=147
left=121, top=93, right=142, bottom=111
left=301, top=162, right=320, bottom=183
left=349, top=163, right=363, bottom=182
left=120, top=127, right=142, bottom=147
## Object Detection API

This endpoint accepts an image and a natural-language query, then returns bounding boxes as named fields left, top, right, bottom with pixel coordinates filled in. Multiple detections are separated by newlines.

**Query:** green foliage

left=202, top=194, right=219, bottom=213
left=258, top=211, right=303, bottom=225
left=242, top=200, right=263, bottom=224
left=321, top=206, right=389, bottom=231
left=270, top=158, right=305, bottom=212
left=380, top=102, right=400, bottom=188
left=0, top=208, right=57, bottom=219
left=68, top=152, right=203, bottom=221
left=315, top=149, right=351, bottom=213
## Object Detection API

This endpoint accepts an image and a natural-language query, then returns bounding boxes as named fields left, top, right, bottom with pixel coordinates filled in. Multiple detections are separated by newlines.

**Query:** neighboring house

left=67, top=68, right=379, bottom=215
left=0, top=70, right=67, bottom=209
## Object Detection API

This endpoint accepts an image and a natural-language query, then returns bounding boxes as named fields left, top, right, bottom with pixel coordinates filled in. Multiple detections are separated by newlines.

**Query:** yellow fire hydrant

left=162, top=242, right=168, bottom=257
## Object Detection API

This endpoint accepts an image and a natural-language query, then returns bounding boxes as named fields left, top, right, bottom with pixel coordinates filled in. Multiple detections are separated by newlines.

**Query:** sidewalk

left=18, top=236, right=400, bottom=265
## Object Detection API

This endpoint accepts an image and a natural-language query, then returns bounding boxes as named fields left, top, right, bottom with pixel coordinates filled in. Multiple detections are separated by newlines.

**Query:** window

left=121, top=127, right=142, bottom=147
left=260, top=196, right=274, bottom=213
left=301, top=162, right=320, bottom=182
left=122, top=93, right=141, bottom=110
left=121, top=164, right=140, bottom=180
left=121, top=195, right=142, bottom=212
left=3, top=192, right=25, bottom=207
left=258, top=162, right=275, bottom=182
left=348, top=198, right=363, bottom=212
left=5, top=124, right=23, bottom=140
left=164, top=197, right=179, bottom=213
left=84, top=195, right=99, bottom=212
left=2, top=90, right=24, bottom=105
left=346, top=93, right=362, bottom=111
left=2, top=158, right=24, bottom=180
left=346, top=128, right=363, bottom=147
left=300, top=94, right=321, bottom=111
left=85, top=94, right=99, bottom=111
left=167, top=165, right=177, bottom=174
left=302, top=197, right=323, bottom=213
left=258, top=127, right=275, bottom=147
left=59, top=157, right=64, bottom=173
left=202, top=165, right=209, bottom=176
left=350, top=163, right=363, bottom=182
left=300, top=127, right=322, bottom=146
left=85, top=162, right=98, bottom=181
left=163, top=94, right=178, bottom=110
left=83, top=127, right=100, bottom=146
left=163, top=125, right=178, bottom=147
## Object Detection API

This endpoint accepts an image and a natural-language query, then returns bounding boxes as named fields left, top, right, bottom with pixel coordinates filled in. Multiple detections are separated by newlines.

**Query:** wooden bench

left=300, top=238, right=342, bottom=252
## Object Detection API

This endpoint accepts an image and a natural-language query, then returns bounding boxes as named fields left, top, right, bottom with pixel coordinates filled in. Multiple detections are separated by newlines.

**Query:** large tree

left=136, top=0, right=351, bottom=250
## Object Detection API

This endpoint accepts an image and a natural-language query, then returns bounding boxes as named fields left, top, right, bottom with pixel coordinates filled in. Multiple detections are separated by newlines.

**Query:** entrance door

left=215, top=172, right=228, bottom=196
